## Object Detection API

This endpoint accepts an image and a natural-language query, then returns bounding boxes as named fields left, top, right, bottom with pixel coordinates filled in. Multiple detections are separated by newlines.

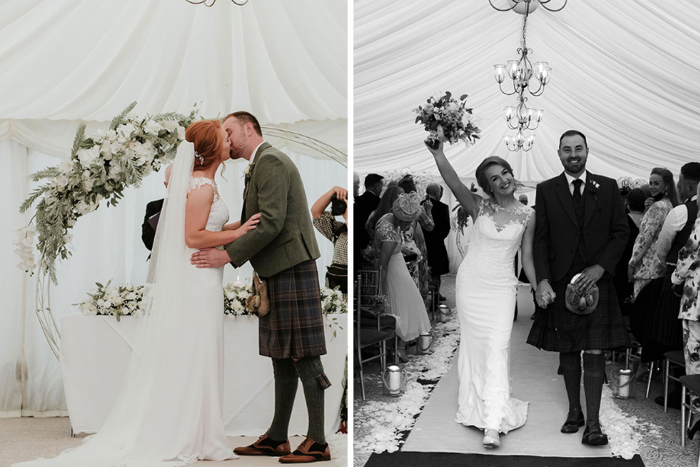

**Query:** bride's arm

left=520, top=214, right=539, bottom=293
left=185, top=186, right=260, bottom=249
left=222, top=221, right=241, bottom=231
left=424, top=140, right=480, bottom=220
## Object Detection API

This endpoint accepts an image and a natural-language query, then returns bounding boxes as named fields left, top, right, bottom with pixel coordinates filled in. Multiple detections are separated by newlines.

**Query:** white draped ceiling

left=354, top=0, right=700, bottom=183
left=0, top=0, right=347, bottom=420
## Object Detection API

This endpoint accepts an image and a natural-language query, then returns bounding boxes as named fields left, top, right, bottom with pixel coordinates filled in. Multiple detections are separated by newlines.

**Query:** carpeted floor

left=0, top=417, right=348, bottom=467
left=402, top=314, right=609, bottom=457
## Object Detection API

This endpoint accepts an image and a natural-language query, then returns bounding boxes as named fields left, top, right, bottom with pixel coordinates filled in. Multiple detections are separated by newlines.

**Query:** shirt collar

left=565, top=171, right=587, bottom=187
left=249, top=141, right=265, bottom=165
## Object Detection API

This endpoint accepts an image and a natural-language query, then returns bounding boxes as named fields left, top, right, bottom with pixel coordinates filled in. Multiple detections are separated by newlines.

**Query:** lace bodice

left=461, top=199, right=533, bottom=284
left=187, top=177, right=229, bottom=232
left=374, top=213, right=403, bottom=255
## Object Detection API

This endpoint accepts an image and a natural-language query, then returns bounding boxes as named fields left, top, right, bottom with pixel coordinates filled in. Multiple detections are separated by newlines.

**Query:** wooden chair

left=355, top=269, right=397, bottom=400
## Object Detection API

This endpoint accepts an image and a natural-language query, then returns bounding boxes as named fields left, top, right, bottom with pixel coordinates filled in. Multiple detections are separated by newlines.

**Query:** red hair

left=185, top=120, right=224, bottom=171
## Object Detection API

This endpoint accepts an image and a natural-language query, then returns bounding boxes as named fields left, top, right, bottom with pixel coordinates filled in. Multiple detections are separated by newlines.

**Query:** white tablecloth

left=61, top=314, right=347, bottom=436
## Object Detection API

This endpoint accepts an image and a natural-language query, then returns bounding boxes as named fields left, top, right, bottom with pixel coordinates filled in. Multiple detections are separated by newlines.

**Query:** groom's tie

left=572, top=179, right=582, bottom=203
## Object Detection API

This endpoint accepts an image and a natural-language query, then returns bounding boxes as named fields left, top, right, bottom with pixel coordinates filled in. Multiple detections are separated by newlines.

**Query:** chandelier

left=185, top=0, right=249, bottom=6
left=490, top=0, right=566, bottom=151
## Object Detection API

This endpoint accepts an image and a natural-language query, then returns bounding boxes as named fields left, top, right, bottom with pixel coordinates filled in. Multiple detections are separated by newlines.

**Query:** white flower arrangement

left=79, top=281, right=347, bottom=330
left=19, top=102, right=198, bottom=284
left=223, top=283, right=253, bottom=317
left=77, top=281, right=145, bottom=322
left=414, top=91, right=481, bottom=148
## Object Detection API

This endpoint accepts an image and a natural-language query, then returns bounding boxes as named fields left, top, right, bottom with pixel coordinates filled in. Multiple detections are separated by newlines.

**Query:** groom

left=191, top=111, right=331, bottom=463
left=528, top=130, right=629, bottom=446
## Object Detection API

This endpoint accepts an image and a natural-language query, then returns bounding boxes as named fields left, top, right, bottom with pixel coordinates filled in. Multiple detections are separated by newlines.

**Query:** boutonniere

left=588, top=180, right=600, bottom=194
left=244, top=162, right=255, bottom=181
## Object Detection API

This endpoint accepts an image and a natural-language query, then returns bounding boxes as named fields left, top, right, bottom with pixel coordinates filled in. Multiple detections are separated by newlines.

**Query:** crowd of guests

left=354, top=172, right=451, bottom=361
left=617, top=162, right=700, bottom=413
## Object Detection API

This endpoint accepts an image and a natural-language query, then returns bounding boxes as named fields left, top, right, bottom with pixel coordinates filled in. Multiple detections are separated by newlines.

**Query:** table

left=60, top=314, right=347, bottom=436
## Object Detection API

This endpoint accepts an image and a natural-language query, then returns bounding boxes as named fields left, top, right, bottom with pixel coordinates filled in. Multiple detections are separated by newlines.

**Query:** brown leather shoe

left=278, top=438, right=331, bottom=463
left=234, top=433, right=291, bottom=456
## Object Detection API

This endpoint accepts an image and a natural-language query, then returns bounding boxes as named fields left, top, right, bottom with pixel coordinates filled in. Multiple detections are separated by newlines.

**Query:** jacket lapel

left=241, top=142, right=272, bottom=220
left=583, top=171, right=599, bottom=227
left=555, top=172, right=578, bottom=226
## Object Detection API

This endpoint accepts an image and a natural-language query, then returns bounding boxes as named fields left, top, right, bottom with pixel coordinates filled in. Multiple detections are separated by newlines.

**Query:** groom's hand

left=191, top=248, right=231, bottom=268
left=575, top=265, right=605, bottom=294
left=536, top=280, right=555, bottom=308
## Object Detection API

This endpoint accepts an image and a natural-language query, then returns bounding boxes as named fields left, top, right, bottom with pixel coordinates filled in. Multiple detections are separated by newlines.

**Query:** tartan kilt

left=259, top=259, right=327, bottom=359
left=527, top=276, right=631, bottom=352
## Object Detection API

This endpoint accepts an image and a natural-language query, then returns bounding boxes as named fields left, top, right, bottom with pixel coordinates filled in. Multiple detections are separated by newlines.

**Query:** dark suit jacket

left=422, top=199, right=451, bottom=276
left=354, top=191, right=380, bottom=250
left=225, top=143, right=320, bottom=277
left=534, top=171, right=628, bottom=284
left=141, top=198, right=164, bottom=252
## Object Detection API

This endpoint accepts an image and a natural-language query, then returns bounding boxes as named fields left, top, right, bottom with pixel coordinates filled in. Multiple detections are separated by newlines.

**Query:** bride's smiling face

left=484, top=164, right=515, bottom=197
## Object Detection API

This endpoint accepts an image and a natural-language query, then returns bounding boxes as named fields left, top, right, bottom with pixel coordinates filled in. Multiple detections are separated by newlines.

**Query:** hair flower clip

left=194, top=151, right=204, bottom=165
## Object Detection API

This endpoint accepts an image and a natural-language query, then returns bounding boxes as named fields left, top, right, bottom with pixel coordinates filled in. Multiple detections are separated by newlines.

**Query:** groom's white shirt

left=249, top=141, right=265, bottom=165
left=564, top=171, right=587, bottom=197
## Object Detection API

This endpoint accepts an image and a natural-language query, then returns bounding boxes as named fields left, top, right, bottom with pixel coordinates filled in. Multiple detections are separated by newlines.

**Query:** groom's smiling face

left=223, top=117, right=249, bottom=161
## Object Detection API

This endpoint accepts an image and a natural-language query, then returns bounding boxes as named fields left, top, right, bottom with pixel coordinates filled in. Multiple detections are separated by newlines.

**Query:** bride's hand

left=239, top=213, right=260, bottom=234
left=424, top=139, right=444, bottom=156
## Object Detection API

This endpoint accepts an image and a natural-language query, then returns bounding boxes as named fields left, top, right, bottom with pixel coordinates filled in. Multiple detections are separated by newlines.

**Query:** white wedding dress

left=455, top=199, right=531, bottom=433
left=15, top=142, right=236, bottom=466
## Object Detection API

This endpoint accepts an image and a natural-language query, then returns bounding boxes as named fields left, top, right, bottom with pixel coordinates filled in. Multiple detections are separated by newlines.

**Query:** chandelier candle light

left=491, top=0, right=566, bottom=151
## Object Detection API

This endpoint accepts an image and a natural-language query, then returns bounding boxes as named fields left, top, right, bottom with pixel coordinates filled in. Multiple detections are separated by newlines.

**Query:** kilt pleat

left=259, top=260, right=327, bottom=359
left=527, top=277, right=631, bottom=352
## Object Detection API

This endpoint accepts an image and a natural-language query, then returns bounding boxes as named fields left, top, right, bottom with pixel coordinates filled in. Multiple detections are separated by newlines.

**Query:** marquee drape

left=354, top=0, right=700, bottom=182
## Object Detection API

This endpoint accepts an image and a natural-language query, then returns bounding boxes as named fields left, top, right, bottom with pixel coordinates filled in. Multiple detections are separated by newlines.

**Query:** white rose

left=97, top=299, right=105, bottom=308
left=126, top=292, right=137, bottom=300
left=160, top=120, right=178, bottom=132
left=103, top=301, right=112, bottom=309
left=143, top=120, right=161, bottom=136
left=77, top=147, right=100, bottom=167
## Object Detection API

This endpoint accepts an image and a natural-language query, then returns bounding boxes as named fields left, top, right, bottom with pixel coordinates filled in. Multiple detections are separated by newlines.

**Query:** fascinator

left=392, top=192, right=422, bottom=221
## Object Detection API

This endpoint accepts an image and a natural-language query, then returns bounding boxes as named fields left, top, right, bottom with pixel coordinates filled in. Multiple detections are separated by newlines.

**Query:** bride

left=426, top=141, right=539, bottom=449
left=15, top=119, right=260, bottom=466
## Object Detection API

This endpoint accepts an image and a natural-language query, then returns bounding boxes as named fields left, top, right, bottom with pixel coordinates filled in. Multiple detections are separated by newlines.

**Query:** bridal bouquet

left=414, top=91, right=480, bottom=149
left=77, top=281, right=145, bottom=322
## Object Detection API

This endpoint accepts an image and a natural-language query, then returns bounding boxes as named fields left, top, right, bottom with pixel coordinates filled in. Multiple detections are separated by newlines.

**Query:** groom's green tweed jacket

left=225, top=142, right=320, bottom=277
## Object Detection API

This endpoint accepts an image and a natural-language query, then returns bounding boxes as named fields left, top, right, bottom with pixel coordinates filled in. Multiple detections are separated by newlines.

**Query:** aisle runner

left=402, top=291, right=612, bottom=457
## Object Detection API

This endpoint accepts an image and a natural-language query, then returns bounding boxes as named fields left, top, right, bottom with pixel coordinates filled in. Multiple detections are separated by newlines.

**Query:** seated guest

left=672, top=183, right=700, bottom=435
left=628, top=168, right=679, bottom=300
left=141, top=164, right=172, bottom=253
left=636, top=163, right=700, bottom=407
left=311, top=186, right=348, bottom=294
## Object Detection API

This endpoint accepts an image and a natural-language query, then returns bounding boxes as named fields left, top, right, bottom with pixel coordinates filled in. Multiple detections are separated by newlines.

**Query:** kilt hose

left=527, top=276, right=631, bottom=352
left=259, top=259, right=327, bottom=359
